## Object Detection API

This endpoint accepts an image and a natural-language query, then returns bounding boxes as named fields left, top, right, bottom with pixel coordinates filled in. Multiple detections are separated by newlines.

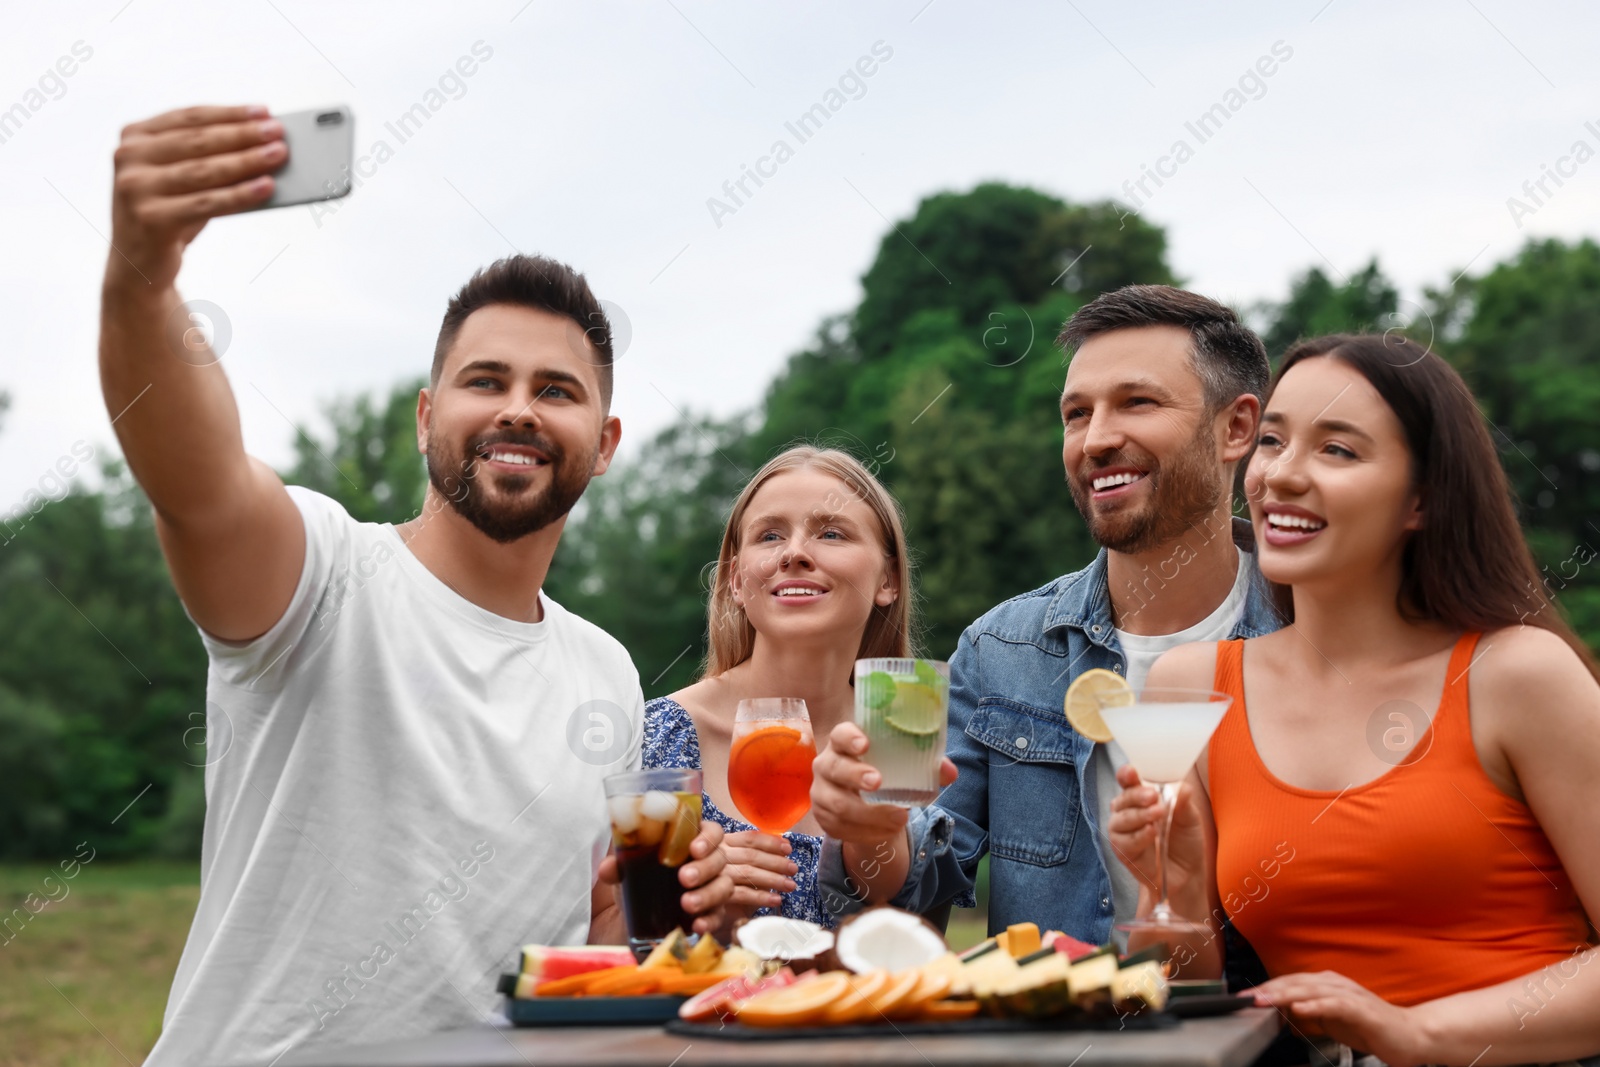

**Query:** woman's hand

left=1252, top=972, right=1423, bottom=1067
left=1107, top=764, right=1208, bottom=900
left=721, top=830, right=798, bottom=916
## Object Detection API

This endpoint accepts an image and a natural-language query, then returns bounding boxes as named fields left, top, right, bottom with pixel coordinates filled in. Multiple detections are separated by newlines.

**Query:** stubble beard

left=1067, top=419, right=1225, bottom=555
left=425, top=427, right=598, bottom=544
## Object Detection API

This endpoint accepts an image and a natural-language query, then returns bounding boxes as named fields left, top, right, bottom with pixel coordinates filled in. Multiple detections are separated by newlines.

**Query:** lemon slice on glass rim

left=1063, top=668, right=1131, bottom=743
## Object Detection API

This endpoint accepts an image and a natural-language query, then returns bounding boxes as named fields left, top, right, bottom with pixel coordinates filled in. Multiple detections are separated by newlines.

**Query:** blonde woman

left=643, top=446, right=915, bottom=927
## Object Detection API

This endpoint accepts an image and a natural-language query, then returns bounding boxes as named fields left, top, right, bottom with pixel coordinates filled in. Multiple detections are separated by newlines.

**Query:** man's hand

left=109, top=105, right=283, bottom=291
left=812, top=723, right=956, bottom=904
left=594, top=820, right=734, bottom=936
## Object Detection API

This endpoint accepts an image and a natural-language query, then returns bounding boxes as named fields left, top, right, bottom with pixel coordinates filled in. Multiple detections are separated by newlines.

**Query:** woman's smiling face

left=1245, top=355, right=1424, bottom=590
left=730, top=467, right=898, bottom=645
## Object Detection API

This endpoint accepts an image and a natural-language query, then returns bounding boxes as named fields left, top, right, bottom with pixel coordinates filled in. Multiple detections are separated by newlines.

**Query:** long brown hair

left=704, top=446, right=916, bottom=677
left=1263, top=334, right=1599, bottom=679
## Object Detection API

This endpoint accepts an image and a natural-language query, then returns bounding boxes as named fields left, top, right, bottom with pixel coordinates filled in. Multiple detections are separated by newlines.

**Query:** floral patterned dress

left=642, top=696, right=833, bottom=928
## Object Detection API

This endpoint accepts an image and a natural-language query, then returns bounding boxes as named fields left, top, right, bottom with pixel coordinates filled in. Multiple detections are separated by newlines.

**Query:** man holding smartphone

left=101, top=105, right=733, bottom=1066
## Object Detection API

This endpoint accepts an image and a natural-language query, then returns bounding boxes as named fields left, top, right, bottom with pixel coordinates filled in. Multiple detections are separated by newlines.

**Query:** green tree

left=1441, top=238, right=1600, bottom=644
left=1260, top=259, right=1399, bottom=358
left=852, top=183, right=1175, bottom=360
left=0, top=466, right=208, bottom=859
left=287, top=378, right=429, bottom=524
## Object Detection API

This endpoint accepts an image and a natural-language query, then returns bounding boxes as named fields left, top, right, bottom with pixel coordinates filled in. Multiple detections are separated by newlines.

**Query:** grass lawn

left=1, top=862, right=199, bottom=1067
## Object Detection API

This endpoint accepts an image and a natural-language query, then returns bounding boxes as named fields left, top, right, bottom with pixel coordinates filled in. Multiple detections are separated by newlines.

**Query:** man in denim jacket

left=814, top=286, right=1281, bottom=969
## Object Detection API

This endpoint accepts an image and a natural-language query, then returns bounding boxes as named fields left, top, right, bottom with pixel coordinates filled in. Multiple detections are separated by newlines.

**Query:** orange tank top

left=1209, top=633, right=1590, bottom=1006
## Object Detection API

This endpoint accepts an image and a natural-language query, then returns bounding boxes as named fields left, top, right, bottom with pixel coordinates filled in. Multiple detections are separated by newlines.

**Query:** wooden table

left=283, top=1009, right=1282, bottom=1067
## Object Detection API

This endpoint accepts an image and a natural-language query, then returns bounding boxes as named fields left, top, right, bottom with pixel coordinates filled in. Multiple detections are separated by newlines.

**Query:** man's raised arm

left=100, top=105, right=305, bottom=642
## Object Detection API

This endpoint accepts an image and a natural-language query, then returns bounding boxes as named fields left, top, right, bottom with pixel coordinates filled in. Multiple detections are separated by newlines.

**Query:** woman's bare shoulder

left=1146, top=639, right=1224, bottom=690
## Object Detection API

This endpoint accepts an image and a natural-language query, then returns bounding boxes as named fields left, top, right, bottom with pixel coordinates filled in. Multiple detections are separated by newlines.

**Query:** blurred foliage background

left=3, top=182, right=1598, bottom=860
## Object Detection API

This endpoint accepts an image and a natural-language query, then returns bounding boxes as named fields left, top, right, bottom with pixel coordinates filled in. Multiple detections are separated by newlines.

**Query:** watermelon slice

left=1043, top=931, right=1103, bottom=962
left=518, top=945, right=636, bottom=980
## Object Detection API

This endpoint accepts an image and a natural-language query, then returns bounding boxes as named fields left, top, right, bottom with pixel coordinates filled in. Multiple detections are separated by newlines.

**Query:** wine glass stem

left=1154, top=781, right=1179, bottom=921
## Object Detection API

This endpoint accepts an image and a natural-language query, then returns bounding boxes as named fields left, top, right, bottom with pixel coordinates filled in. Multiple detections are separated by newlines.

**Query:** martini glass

left=1093, top=686, right=1232, bottom=975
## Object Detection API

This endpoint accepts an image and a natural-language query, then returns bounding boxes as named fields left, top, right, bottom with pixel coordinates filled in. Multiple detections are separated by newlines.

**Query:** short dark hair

left=1056, top=284, right=1269, bottom=413
left=431, top=254, right=614, bottom=411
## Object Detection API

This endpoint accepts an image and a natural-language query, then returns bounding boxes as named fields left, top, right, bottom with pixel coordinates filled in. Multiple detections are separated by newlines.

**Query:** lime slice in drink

left=861, top=671, right=897, bottom=710
left=913, top=659, right=946, bottom=692
left=885, top=682, right=943, bottom=738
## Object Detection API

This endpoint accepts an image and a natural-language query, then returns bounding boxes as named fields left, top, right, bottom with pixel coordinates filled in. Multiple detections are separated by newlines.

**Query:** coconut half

left=834, top=907, right=949, bottom=974
left=735, top=916, right=835, bottom=965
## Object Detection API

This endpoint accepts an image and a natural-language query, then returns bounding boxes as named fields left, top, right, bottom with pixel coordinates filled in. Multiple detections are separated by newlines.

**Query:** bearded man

left=97, top=104, right=731, bottom=1067
left=812, top=285, right=1280, bottom=968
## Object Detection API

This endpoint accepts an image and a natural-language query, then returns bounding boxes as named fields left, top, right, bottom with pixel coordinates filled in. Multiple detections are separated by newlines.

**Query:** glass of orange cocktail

left=727, top=698, right=816, bottom=834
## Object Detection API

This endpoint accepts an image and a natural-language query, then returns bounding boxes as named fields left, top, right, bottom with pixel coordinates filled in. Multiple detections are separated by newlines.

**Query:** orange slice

left=888, top=972, right=955, bottom=1020
left=821, top=970, right=892, bottom=1025
left=867, top=969, right=926, bottom=1018
left=736, top=971, right=851, bottom=1028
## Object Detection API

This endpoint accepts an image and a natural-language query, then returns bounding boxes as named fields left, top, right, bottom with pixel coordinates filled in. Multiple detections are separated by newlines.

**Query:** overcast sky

left=3, top=0, right=1598, bottom=512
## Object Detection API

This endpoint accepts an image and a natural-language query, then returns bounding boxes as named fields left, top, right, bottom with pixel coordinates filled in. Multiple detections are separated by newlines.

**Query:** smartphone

left=250, top=105, right=354, bottom=210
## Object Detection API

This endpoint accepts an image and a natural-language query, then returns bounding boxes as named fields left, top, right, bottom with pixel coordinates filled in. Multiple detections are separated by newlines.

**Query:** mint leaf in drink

left=913, top=659, right=947, bottom=693
left=861, top=671, right=897, bottom=710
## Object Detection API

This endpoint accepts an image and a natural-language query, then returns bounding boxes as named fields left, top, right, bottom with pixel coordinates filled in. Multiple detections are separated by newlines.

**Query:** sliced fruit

left=995, top=953, right=1072, bottom=1019
left=866, top=968, right=926, bottom=1018
left=658, top=795, right=701, bottom=867
left=1004, top=922, right=1041, bottom=958
left=709, top=945, right=762, bottom=976
left=681, top=934, right=725, bottom=975
left=736, top=971, right=852, bottom=1028
left=533, top=964, right=636, bottom=996
left=1110, top=960, right=1168, bottom=1013
left=834, top=908, right=949, bottom=974
left=518, top=944, right=634, bottom=979
left=1068, top=953, right=1121, bottom=1013
left=679, top=968, right=797, bottom=1022
left=885, top=682, right=943, bottom=738
left=1064, top=668, right=1131, bottom=743
left=639, top=929, right=690, bottom=969
left=861, top=671, right=898, bottom=710
left=885, top=970, right=952, bottom=1020
left=962, top=944, right=1020, bottom=997
left=1046, top=932, right=1103, bottom=962
left=958, top=938, right=999, bottom=962
left=1118, top=942, right=1169, bottom=969
left=821, top=970, right=893, bottom=1024
left=655, top=971, right=727, bottom=996
left=916, top=998, right=981, bottom=1022
left=736, top=915, right=835, bottom=963
left=586, top=967, right=661, bottom=997
left=916, top=954, right=970, bottom=998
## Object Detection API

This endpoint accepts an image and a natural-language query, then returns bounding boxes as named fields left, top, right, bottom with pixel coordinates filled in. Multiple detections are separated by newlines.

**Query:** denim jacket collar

left=1042, top=516, right=1280, bottom=646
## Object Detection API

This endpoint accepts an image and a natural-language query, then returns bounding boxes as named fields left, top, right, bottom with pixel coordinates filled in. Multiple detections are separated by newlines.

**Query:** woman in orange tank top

left=1109, top=334, right=1600, bottom=1066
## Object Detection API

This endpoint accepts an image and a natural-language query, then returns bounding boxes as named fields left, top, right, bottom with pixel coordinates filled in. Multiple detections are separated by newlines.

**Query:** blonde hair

left=705, top=446, right=915, bottom=677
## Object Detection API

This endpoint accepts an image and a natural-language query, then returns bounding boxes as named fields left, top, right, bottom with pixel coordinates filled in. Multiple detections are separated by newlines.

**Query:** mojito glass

left=854, top=658, right=949, bottom=805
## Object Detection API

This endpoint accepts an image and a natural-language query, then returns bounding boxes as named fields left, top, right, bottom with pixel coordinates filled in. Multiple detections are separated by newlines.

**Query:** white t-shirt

left=145, top=487, right=643, bottom=1067
left=1096, top=547, right=1249, bottom=940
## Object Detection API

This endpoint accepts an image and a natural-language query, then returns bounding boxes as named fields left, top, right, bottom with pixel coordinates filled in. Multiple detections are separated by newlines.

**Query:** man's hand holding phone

left=108, top=105, right=284, bottom=293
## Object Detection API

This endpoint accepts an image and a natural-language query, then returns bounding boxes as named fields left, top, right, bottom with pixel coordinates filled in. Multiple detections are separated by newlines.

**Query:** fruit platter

left=498, top=907, right=1207, bottom=1035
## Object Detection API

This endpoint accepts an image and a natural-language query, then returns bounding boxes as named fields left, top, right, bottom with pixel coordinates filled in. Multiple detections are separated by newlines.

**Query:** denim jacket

left=821, top=518, right=1281, bottom=952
